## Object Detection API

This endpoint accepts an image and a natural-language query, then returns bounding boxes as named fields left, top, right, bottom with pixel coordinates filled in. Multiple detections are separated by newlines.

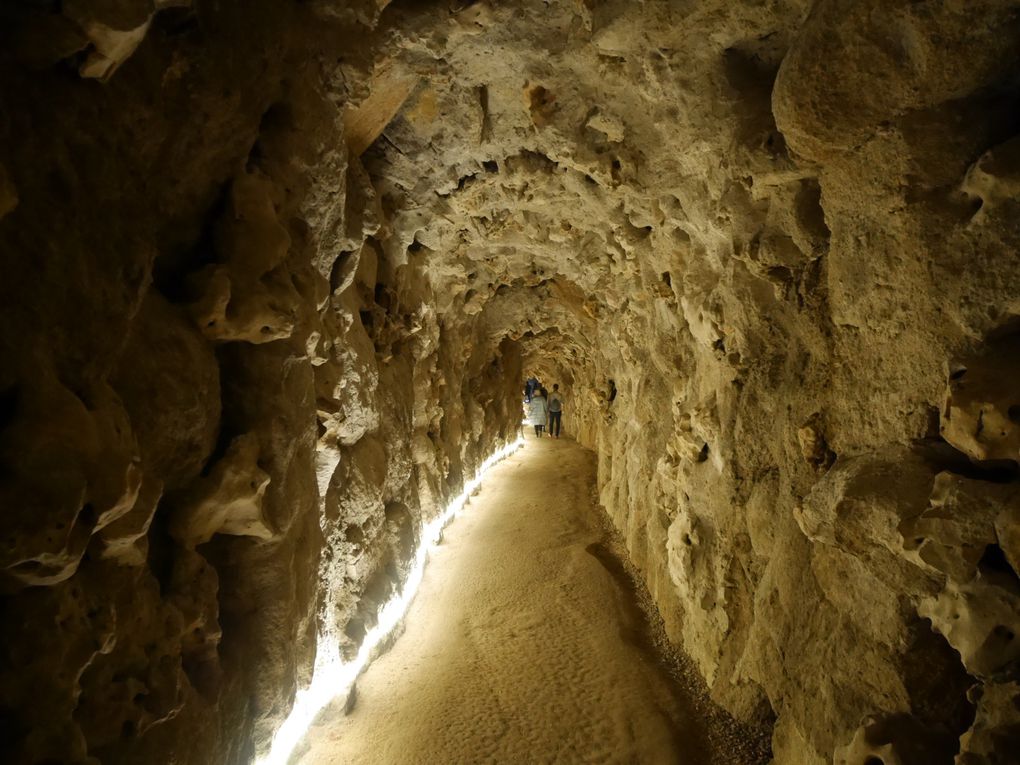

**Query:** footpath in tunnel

left=296, top=436, right=770, bottom=765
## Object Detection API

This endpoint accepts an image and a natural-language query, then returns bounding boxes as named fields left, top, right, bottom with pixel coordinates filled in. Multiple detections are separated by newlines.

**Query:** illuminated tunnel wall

left=1, top=1, right=1019, bottom=764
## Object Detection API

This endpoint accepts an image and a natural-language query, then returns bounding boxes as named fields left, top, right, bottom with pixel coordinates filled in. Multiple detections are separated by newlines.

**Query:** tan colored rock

left=74, top=561, right=198, bottom=753
left=167, top=549, right=222, bottom=691
left=901, top=472, right=1010, bottom=583
left=189, top=172, right=302, bottom=343
left=834, top=713, right=951, bottom=765
left=941, top=336, right=1020, bottom=463
left=76, top=16, right=151, bottom=80
left=525, top=83, right=558, bottom=128
left=95, top=474, right=162, bottom=566
left=111, top=292, right=221, bottom=491
left=0, top=568, right=116, bottom=763
left=345, top=61, right=420, bottom=156
left=771, top=714, right=827, bottom=765
left=919, top=578, right=1020, bottom=679
left=957, top=682, right=1020, bottom=765
left=961, top=136, right=1020, bottom=225
left=0, top=367, right=141, bottom=588
left=797, top=450, right=935, bottom=556
left=994, top=503, right=1020, bottom=577
left=3, top=0, right=1020, bottom=762
left=169, top=434, right=273, bottom=546
left=61, top=0, right=168, bottom=81
left=796, top=414, right=835, bottom=471
left=774, top=0, right=1020, bottom=160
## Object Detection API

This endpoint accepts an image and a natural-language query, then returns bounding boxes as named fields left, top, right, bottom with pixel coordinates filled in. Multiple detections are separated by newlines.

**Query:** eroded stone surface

left=1, top=0, right=1019, bottom=763
left=0, top=2, right=522, bottom=760
left=941, top=335, right=1020, bottom=464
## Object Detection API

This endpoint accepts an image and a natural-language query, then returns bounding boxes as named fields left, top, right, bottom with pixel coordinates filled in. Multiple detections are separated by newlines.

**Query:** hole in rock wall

left=330, top=251, right=355, bottom=293
left=992, top=624, right=1015, bottom=644
left=978, top=543, right=1020, bottom=588
left=986, top=315, right=1020, bottom=341
left=247, top=103, right=295, bottom=172
left=939, top=325, right=1020, bottom=470
left=722, top=40, right=787, bottom=154
left=900, top=618, right=977, bottom=756
left=1008, top=404, right=1020, bottom=424
left=795, top=179, right=830, bottom=252
left=912, top=436, right=1019, bottom=484
left=151, top=184, right=231, bottom=303
left=526, top=84, right=557, bottom=127
left=147, top=507, right=179, bottom=598
left=152, top=4, right=199, bottom=36
left=345, top=524, right=365, bottom=545
left=763, top=129, right=787, bottom=159
left=697, top=443, right=710, bottom=463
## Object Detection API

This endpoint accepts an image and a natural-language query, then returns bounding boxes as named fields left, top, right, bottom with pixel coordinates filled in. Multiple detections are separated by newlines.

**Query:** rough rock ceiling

left=0, top=0, right=1019, bottom=763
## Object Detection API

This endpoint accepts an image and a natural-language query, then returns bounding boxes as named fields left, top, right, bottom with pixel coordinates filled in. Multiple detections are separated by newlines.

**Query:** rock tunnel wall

left=1, top=0, right=1020, bottom=763
left=0, top=2, right=522, bottom=762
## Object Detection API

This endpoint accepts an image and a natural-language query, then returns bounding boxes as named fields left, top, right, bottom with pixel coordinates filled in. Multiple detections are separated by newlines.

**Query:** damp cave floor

left=295, top=433, right=770, bottom=765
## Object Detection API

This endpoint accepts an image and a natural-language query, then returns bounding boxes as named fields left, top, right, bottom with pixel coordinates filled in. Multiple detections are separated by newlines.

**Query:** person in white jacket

left=528, top=388, right=549, bottom=437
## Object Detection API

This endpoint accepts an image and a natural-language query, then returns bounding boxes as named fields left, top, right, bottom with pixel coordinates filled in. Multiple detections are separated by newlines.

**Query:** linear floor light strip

left=255, top=436, right=525, bottom=765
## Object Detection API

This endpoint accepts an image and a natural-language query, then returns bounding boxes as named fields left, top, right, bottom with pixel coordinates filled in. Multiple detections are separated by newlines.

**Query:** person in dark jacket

left=547, top=384, right=564, bottom=438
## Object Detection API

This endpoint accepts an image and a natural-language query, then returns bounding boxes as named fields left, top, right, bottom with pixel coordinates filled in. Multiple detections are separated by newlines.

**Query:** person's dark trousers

left=534, top=425, right=545, bottom=436
left=549, top=411, right=562, bottom=437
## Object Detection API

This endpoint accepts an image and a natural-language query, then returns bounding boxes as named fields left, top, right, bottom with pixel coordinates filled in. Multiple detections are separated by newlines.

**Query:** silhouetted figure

left=524, top=375, right=540, bottom=403
left=528, top=388, right=548, bottom=437
left=548, top=384, right=563, bottom=438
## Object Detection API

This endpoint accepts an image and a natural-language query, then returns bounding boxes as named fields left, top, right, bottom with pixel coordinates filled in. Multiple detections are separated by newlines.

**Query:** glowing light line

left=255, top=436, right=525, bottom=765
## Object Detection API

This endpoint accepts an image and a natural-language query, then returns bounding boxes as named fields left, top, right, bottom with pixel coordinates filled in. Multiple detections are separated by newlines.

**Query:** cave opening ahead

left=0, top=0, right=1019, bottom=763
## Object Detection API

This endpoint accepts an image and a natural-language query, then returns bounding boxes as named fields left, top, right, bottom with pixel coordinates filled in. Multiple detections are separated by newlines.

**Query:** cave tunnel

left=1, top=0, right=1020, bottom=763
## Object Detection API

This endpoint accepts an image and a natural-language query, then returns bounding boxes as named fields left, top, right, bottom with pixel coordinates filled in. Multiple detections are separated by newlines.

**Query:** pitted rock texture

left=1, top=0, right=1019, bottom=764
left=0, top=2, right=519, bottom=762
left=352, top=1, right=1020, bottom=761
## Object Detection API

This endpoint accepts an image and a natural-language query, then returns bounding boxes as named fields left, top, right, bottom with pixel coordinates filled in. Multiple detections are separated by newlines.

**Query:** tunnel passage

left=1, top=1, right=1020, bottom=764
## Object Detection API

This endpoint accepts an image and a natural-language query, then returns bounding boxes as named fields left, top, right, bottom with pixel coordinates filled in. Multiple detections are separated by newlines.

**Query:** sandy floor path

left=297, top=435, right=767, bottom=765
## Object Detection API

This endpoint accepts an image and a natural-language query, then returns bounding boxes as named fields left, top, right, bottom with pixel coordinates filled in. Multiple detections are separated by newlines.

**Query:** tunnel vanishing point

left=1, top=1, right=1020, bottom=763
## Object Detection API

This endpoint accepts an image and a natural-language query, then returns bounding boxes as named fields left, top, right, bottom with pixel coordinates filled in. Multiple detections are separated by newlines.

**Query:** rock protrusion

left=189, top=172, right=302, bottom=344
left=169, top=433, right=273, bottom=546
left=961, top=136, right=1020, bottom=226
left=941, top=336, right=1020, bottom=464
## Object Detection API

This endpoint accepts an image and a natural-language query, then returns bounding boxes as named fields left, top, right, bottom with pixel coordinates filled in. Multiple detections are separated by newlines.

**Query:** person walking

left=528, top=387, right=549, bottom=437
left=548, top=384, right=564, bottom=438
left=524, top=375, right=539, bottom=403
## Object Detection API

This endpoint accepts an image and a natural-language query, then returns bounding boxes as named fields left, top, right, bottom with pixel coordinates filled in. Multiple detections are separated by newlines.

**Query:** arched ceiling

left=346, top=0, right=816, bottom=388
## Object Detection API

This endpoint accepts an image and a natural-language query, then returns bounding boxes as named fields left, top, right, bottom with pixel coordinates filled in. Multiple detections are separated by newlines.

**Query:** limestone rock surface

left=1, top=0, right=1019, bottom=763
